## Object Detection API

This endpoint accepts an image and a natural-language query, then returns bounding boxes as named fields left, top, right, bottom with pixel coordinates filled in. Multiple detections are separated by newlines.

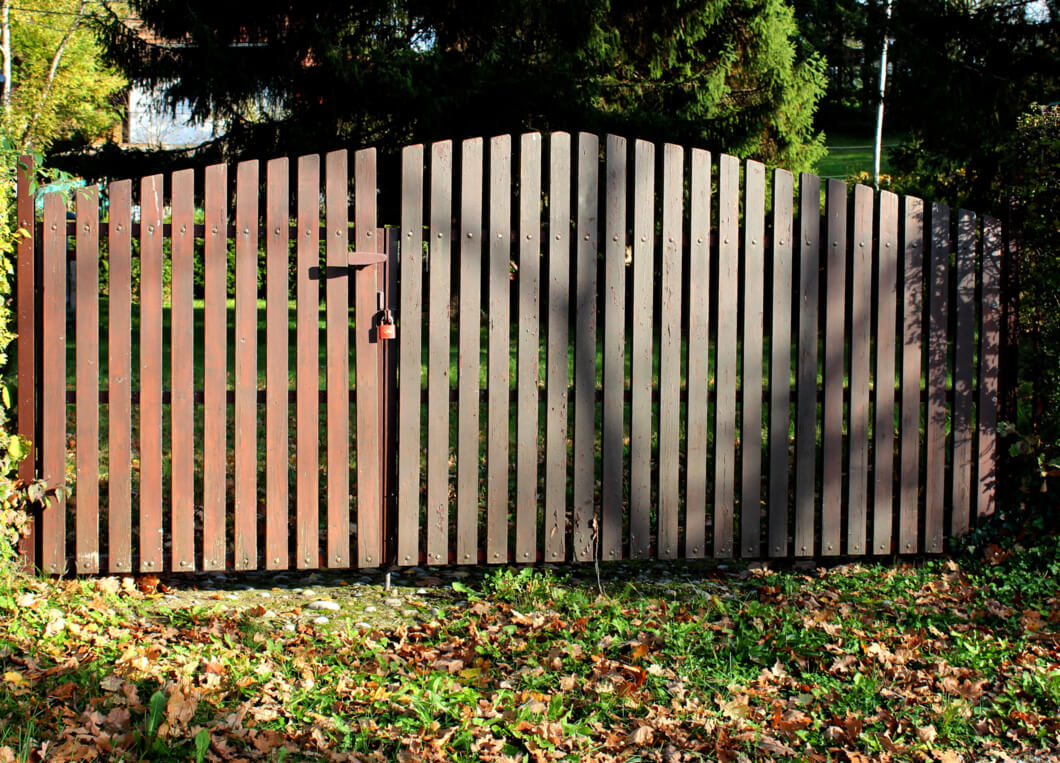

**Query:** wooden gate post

left=15, top=155, right=37, bottom=571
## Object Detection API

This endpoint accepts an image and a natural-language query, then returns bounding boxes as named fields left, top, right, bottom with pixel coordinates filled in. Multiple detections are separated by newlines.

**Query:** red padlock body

left=378, top=322, right=397, bottom=340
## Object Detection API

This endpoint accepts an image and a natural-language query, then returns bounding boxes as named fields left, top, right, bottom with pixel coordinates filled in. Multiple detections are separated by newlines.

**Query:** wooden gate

left=15, top=131, right=1015, bottom=573
left=16, top=151, right=396, bottom=575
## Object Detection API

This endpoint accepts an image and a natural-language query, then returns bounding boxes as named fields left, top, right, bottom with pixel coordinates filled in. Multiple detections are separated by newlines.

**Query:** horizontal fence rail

left=15, top=131, right=1011, bottom=574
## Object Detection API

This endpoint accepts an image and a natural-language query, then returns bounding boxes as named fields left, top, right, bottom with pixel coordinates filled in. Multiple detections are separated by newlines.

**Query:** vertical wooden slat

left=41, top=193, right=66, bottom=574
left=516, top=133, right=542, bottom=563
left=296, top=155, right=321, bottom=569
left=794, top=172, right=821, bottom=557
left=15, top=156, right=36, bottom=568
left=355, top=148, right=382, bottom=567
left=714, top=154, right=739, bottom=559
left=572, top=133, right=599, bottom=561
left=170, top=170, right=195, bottom=571
left=740, top=160, right=765, bottom=557
left=873, top=191, right=899, bottom=555
left=426, top=142, right=452, bottom=565
left=600, top=135, right=625, bottom=562
left=847, top=184, right=872, bottom=555
left=951, top=210, right=976, bottom=536
left=265, top=158, right=289, bottom=570
left=977, top=217, right=1002, bottom=521
left=899, top=197, right=925, bottom=554
left=629, top=139, right=655, bottom=560
left=233, top=162, right=258, bottom=570
left=458, top=138, right=484, bottom=565
left=686, top=149, right=711, bottom=559
left=545, top=133, right=572, bottom=563
left=487, top=135, right=512, bottom=563
left=397, top=145, right=424, bottom=566
left=325, top=150, right=350, bottom=568
left=821, top=179, right=847, bottom=556
left=658, top=144, right=683, bottom=560
left=768, top=169, right=794, bottom=557
left=139, top=175, right=164, bottom=572
left=203, top=165, right=228, bottom=570
left=926, top=203, right=950, bottom=554
left=75, top=187, right=99, bottom=574
left=108, top=180, right=133, bottom=573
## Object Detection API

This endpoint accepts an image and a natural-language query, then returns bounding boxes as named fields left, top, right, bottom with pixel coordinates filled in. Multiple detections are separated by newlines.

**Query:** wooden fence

left=14, top=131, right=1012, bottom=574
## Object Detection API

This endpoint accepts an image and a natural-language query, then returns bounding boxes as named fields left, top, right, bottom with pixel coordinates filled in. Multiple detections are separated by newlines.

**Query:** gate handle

left=348, top=251, right=387, bottom=266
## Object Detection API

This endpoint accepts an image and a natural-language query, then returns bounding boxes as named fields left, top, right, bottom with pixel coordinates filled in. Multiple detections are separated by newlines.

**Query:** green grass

left=816, top=132, right=907, bottom=180
left=1, top=538, right=1058, bottom=761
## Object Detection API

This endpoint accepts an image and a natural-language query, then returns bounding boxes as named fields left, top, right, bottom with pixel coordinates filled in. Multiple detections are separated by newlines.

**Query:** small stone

left=356, top=622, right=371, bottom=629
left=416, top=588, right=428, bottom=595
left=308, top=600, right=341, bottom=611
left=364, top=606, right=377, bottom=613
left=301, top=589, right=316, bottom=598
left=284, top=622, right=296, bottom=632
left=403, top=610, right=415, bottom=617
left=259, top=592, right=272, bottom=598
left=386, top=598, right=402, bottom=607
left=312, top=616, right=329, bottom=625
left=262, top=610, right=276, bottom=619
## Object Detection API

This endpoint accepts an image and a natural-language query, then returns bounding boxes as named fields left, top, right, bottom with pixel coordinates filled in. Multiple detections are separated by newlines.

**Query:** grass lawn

left=816, top=132, right=907, bottom=181
left=1, top=535, right=1058, bottom=762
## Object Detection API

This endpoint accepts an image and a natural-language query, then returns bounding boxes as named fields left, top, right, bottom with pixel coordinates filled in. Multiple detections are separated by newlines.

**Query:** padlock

left=378, top=308, right=396, bottom=340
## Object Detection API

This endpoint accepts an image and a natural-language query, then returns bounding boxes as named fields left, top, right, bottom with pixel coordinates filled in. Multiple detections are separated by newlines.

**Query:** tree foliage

left=92, top=0, right=826, bottom=171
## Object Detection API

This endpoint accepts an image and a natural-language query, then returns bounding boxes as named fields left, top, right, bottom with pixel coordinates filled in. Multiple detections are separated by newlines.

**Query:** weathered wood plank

left=108, top=180, right=133, bottom=573
left=768, top=169, right=794, bottom=557
left=657, top=144, right=683, bottom=561
left=139, top=174, right=165, bottom=572
left=546, top=132, right=572, bottom=563
left=741, top=160, right=765, bottom=557
left=15, top=157, right=36, bottom=567
left=926, top=203, right=950, bottom=554
left=794, top=172, right=821, bottom=557
left=234, top=161, right=259, bottom=571
left=847, top=183, right=872, bottom=555
left=686, top=149, right=712, bottom=559
left=458, top=138, right=484, bottom=564
left=75, top=186, right=100, bottom=574
left=487, top=135, right=512, bottom=563
left=821, top=179, right=847, bottom=556
left=296, top=155, right=321, bottom=569
left=873, top=191, right=899, bottom=555
left=601, top=134, right=625, bottom=562
left=714, top=154, right=739, bottom=558
left=42, top=193, right=67, bottom=574
left=265, top=158, right=289, bottom=570
left=977, top=217, right=1002, bottom=521
left=516, top=133, right=542, bottom=563
left=899, top=197, right=925, bottom=554
left=951, top=209, right=977, bottom=536
left=629, top=140, right=655, bottom=560
left=170, top=169, right=196, bottom=571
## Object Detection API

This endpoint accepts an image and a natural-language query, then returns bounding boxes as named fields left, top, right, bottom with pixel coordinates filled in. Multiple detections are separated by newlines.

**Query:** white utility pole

left=873, top=0, right=895, bottom=189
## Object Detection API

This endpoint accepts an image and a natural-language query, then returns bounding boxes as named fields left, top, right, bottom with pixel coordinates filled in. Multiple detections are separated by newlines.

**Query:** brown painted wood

left=686, top=149, right=712, bottom=559
left=847, top=184, right=872, bottom=556
left=899, top=197, right=925, bottom=554
left=629, top=139, right=654, bottom=561
left=951, top=210, right=977, bottom=537
left=600, top=134, right=625, bottom=562
left=516, top=133, right=542, bottom=563
left=768, top=169, right=794, bottom=558
left=234, top=162, right=259, bottom=571
left=397, top=145, right=424, bottom=566
left=203, top=164, right=228, bottom=571
left=170, top=169, right=195, bottom=572
left=107, top=180, right=133, bottom=573
left=821, top=179, right=847, bottom=557
left=354, top=148, right=382, bottom=568
left=573, top=133, right=600, bottom=562
left=487, top=135, right=511, bottom=564
left=658, top=143, right=683, bottom=561
left=794, top=173, right=821, bottom=557
left=457, top=138, right=484, bottom=565
left=16, top=156, right=36, bottom=568
left=426, top=141, right=453, bottom=565
left=873, top=191, right=899, bottom=555
left=977, top=217, right=1002, bottom=521
left=41, top=192, right=66, bottom=574
left=325, top=150, right=351, bottom=568
left=139, top=175, right=165, bottom=572
left=265, top=158, right=289, bottom=570
left=714, top=154, right=739, bottom=559
left=741, top=160, right=765, bottom=558
left=75, top=186, right=100, bottom=574
left=296, top=155, right=321, bottom=569
left=926, top=203, right=950, bottom=554
left=545, top=133, right=572, bottom=563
